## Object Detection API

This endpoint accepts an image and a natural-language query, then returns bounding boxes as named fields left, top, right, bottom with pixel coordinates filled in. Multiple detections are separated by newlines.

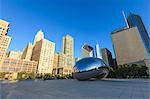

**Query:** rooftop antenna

left=122, top=11, right=129, bottom=28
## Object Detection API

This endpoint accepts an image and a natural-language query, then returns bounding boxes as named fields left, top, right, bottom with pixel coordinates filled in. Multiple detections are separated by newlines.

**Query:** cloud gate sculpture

left=73, top=57, right=109, bottom=80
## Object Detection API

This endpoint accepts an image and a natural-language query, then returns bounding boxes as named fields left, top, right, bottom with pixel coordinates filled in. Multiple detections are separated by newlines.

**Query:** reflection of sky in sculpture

left=75, top=57, right=107, bottom=72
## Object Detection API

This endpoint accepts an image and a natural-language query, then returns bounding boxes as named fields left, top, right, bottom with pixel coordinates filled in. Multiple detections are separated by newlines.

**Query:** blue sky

left=0, top=0, right=150, bottom=58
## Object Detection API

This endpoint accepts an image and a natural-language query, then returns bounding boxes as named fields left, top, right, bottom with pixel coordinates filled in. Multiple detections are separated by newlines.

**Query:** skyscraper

left=0, top=19, right=11, bottom=66
left=0, top=20, right=38, bottom=73
left=21, top=42, right=33, bottom=60
left=62, top=34, right=74, bottom=67
left=82, top=44, right=94, bottom=58
left=101, top=48, right=114, bottom=66
left=127, top=13, right=150, bottom=55
left=111, top=13, right=150, bottom=66
left=31, top=31, right=55, bottom=74
left=33, top=30, right=44, bottom=46
left=52, top=52, right=72, bottom=75
left=95, top=42, right=102, bottom=59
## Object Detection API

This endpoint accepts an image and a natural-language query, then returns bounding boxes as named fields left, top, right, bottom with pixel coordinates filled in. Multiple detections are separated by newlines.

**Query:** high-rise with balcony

left=31, top=30, right=55, bottom=73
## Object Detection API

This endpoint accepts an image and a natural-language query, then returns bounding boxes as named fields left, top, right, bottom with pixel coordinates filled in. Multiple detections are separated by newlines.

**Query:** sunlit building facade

left=0, top=19, right=9, bottom=35
left=127, top=13, right=150, bottom=55
left=111, top=13, right=150, bottom=66
left=0, top=20, right=11, bottom=67
left=1, top=58, right=37, bottom=73
left=21, top=42, right=33, bottom=60
left=82, top=44, right=94, bottom=58
left=7, top=50, right=22, bottom=59
left=33, top=30, right=44, bottom=46
left=62, top=34, right=74, bottom=68
left=53, top=53, right=72, bottom=75
left=32, top=32, right=55, bottom=74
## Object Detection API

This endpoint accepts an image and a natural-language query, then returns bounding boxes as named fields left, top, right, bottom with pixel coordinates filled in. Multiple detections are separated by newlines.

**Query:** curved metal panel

left=73, top=57, right=109, bottom=80
left=74, top=57, right=107, bottom=72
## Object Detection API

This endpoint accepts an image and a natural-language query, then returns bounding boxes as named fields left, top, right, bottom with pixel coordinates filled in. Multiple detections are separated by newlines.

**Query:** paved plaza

left=0, top=79, right=150, bottom=99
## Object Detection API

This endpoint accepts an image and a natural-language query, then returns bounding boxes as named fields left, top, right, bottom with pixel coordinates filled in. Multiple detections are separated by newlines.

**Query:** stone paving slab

left=0, top=79, right=150, bottom=99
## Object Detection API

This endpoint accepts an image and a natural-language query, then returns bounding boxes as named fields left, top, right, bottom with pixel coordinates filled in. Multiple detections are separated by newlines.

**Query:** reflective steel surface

left=74, top=57, right=107, bottom=72
left=73, top=57, right=109, bottom=80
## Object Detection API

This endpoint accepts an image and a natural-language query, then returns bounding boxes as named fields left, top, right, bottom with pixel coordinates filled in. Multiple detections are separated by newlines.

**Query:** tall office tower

left=52, top=53, right=59, bottom=75
left=21, top=42, right=33, bottom=60
left=101, top=48, right=114, bottom=66
left=111, top=13, right=150, bottom=66
left=32, top=32, right=55, bottom=74
left=52, top=52, right=72, bottom=75
left=0, top=20, right=11, bottom=66
left=127, top=13, right=150, bottom=55
left=82, top=44, right=94, bottom=58
left=7, top=51, right=22, bottom=59
left=95, top=42, right=102, bottom=59
left=62, top=34, right=74, bottom=67
left=33, top=30, right=44, bottom=46
left=0, top=19, right=9, bottom=35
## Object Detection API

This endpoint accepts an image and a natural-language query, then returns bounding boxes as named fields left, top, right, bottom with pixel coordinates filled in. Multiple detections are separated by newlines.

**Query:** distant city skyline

left=1, top=0, right=150, bottom=58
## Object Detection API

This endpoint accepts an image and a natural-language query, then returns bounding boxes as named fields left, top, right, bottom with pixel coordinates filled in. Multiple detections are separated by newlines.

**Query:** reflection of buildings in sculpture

left=62, top=34, right=74, bottom=68
left=111, top=13, right=150, bottom=67
left=7, top=50, right=22, bottom=59
left=73, top=57, right=108, bottom=80
left=1, top=58, right=37, bottom=73
left=0, top=20, right=11, bottom=66
left=53, top=53, right=72, bottom=75
left=75, top=57, right=81, bottom=63
left=101, top=48, right=114, bottom=66
left=95, top=42, right=102, bottom=59
left=82, top=44, right=94, bottom=58
left=21, top=42, right=33, bottom=61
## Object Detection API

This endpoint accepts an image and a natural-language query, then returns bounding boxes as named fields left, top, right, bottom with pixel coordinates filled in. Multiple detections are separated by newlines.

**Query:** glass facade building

left=111, top=13, right=150, bottom=66
left=127, top=13, right=150, bottom=58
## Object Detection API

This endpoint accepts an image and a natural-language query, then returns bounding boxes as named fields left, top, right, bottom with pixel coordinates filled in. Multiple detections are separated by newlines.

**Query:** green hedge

left=107, top=64, right=149, bottom=79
